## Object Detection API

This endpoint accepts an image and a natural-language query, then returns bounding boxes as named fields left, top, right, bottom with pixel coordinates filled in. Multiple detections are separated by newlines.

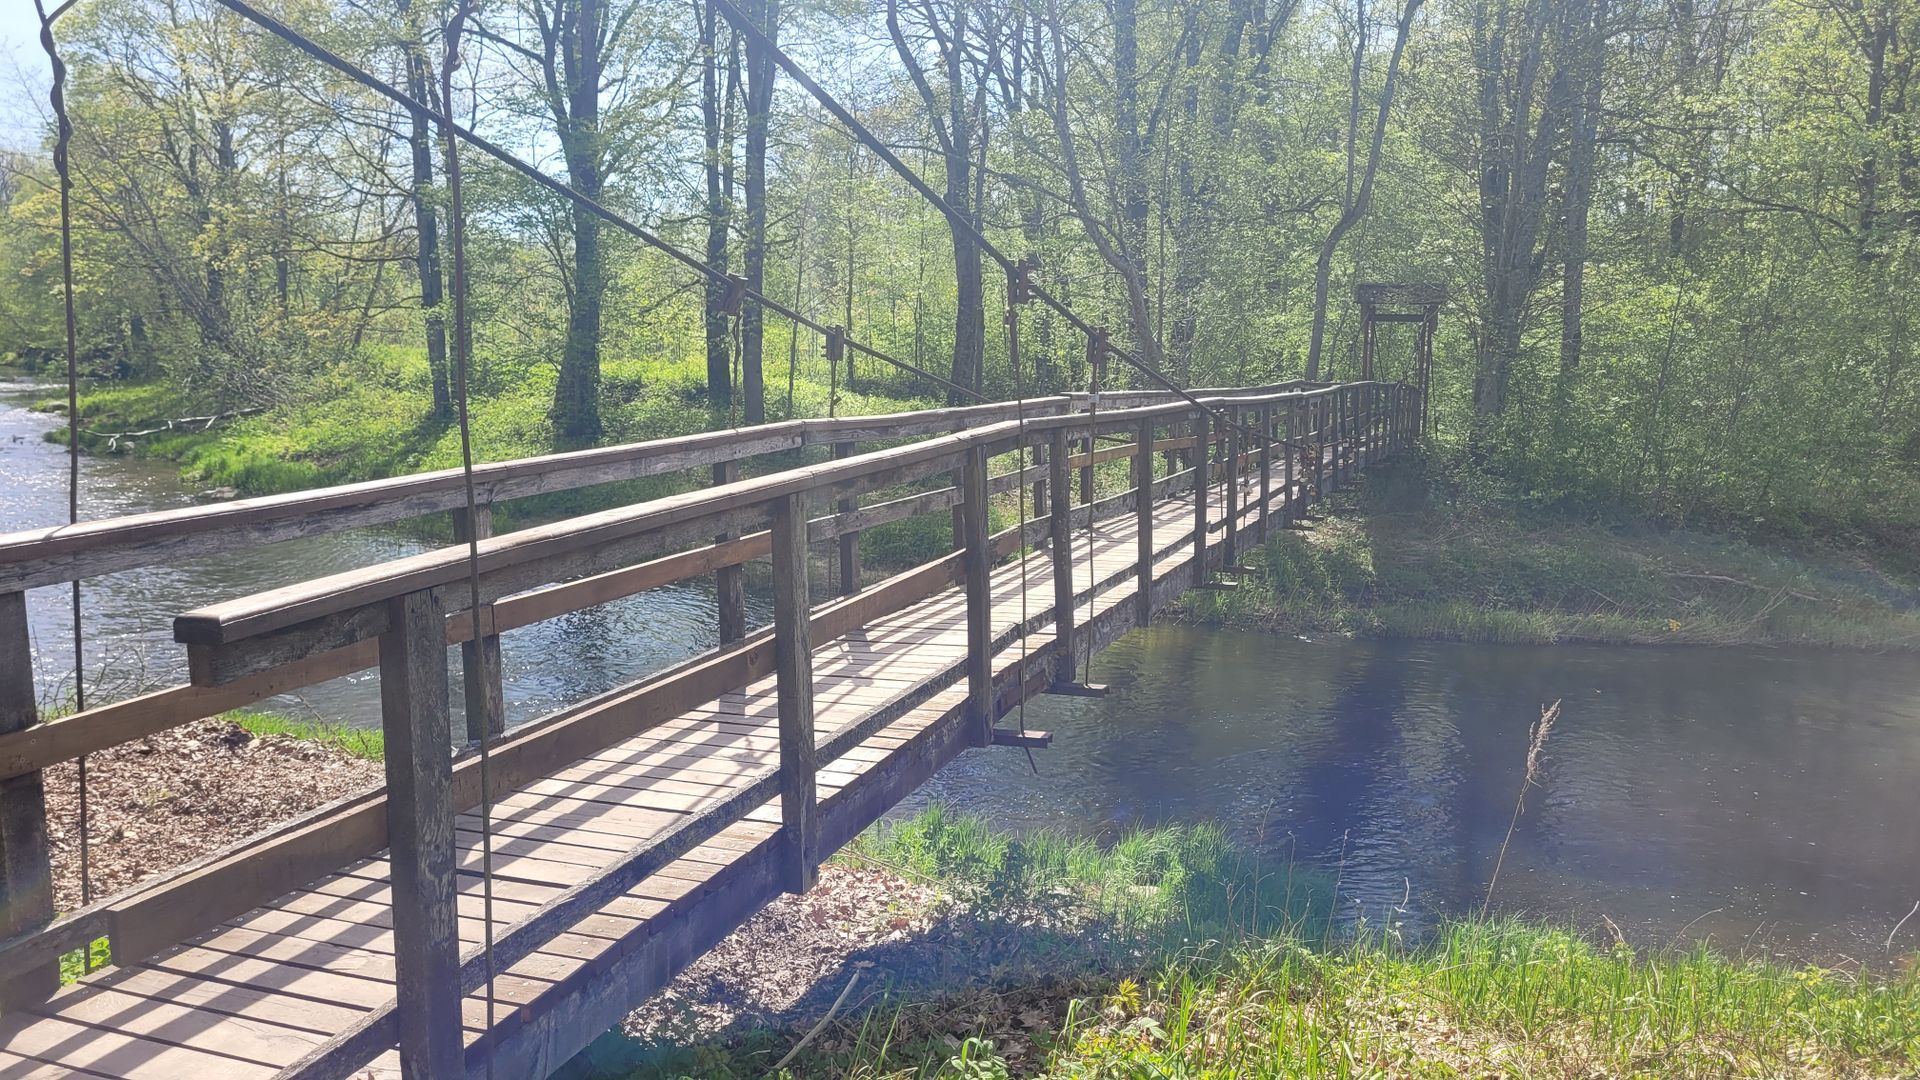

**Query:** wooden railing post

left=1334, top=387, right=1348, bottom=488
left=714, top=461, right=751, bottom=639
left=960, top=446, right=994, bottom=747
left=378, top=588, right=461, bottom=1078
left=1192, top=409, right=1210, bottom=583
left=0, top=591, right=53, bottom=1013
left=1283, top=400, right=1298, bottom=524
left=1135, top=417, right=1155, bottom=625
left=1223, top=406, right=1241, bottom=563
left=451, top=504, right=505, bottom=741
left=1032, top=439, right=1048, bottom=521
left=1047, top=428, right=1076, bottom=686
left=770, top=493, right=817, bottom=893
left=832, top=442, right=861, bottom=597
left=1312, top=395, right=1326, bottom=507
left=1258, top=403, right=1274, bottom=543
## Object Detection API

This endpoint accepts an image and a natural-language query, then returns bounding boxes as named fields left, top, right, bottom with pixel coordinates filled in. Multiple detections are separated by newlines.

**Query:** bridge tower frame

left=1354, top=282, right=1444, bottom=432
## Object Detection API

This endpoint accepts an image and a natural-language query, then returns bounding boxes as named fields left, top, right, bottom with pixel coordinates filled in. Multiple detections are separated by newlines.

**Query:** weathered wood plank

left=769, top=494, right=817, bottom=895
left=1047, top=428, right=1075, bottom=686
left=0, top=592, right=53, bottom=1013
left=378, top=590, right=461, bottom=1078
left=960, top=447, right=992, bottom=748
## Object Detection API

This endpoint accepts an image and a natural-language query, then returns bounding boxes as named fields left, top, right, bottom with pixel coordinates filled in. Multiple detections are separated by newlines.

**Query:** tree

left=1304, top=0, right=1421, bottom=381
left=739, top=0, right=777, bottom=424
left=529, top=0, right=609, bottom=444
left=886, top=0, right=997, bottom=401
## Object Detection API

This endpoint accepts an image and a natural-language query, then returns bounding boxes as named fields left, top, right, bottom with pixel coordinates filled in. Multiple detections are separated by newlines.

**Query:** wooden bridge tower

left=1355, top=282, right=1443, bottom=432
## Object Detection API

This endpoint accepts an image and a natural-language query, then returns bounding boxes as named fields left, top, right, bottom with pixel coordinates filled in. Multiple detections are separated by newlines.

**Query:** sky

left=2, top=2, right=53, bottom=150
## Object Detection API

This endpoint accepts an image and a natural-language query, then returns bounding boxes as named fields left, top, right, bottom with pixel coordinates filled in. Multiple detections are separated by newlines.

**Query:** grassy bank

left=604, top=809, right=1920, bottom=1079
left=36, top=349, right=933, bottom=501
left=1179, top=455, right=1920, bottom=649
left=227, top=709, right=384, bottom=761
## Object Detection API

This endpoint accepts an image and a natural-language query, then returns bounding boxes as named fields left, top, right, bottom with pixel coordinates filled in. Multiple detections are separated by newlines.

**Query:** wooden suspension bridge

left=0, top=379, right=1418, bottom=1078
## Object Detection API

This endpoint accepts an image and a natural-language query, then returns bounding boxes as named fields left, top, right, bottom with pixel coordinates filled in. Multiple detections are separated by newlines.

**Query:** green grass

left=1180, top=453, right=1920, bottom=649
left=845, top=805, right=1331, bottom=947
left=608, top=809, right=1920, bottom=1079
left=228, top=709, right=384, bottom=761
left=42, top=348, right=935, bottom=504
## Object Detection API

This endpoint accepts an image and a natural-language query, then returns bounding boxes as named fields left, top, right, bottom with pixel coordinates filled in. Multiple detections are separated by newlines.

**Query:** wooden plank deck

left=0, top=469, right=1306, bottom=1080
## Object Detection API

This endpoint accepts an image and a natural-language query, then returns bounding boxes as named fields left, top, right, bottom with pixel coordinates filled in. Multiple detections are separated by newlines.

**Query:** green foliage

left=228, top=709, right=384, bottom=761
left=848, top=806, right=1332, bottom=950
left=611, top=811, right=1920, bottom=1079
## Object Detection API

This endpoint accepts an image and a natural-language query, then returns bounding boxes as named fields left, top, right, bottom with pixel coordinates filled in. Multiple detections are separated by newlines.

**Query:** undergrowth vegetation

left=610, top=809, right=1920, bottom=1080
left=1179, top=454, right=1920, bottom=649
left=43, top=350, right=934, bottom=499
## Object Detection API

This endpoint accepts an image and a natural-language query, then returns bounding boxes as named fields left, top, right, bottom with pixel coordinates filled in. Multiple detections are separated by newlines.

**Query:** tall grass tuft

left=1483, top=698, right=1559, bottom=914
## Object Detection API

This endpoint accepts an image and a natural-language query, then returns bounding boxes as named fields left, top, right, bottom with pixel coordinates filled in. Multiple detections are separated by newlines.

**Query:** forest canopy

left=2, top=0, right=1916, bottom=539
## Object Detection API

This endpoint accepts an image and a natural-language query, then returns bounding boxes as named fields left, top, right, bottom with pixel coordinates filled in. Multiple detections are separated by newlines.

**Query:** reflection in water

left=1, top=382, right=771, bottom=731
left=905, top=625, right=1920, bottom=964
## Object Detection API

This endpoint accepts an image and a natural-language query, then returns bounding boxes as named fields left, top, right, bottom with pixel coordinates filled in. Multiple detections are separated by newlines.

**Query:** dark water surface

left=904, top=628, right=1920, bottom=965
left=6, top=380, right=1914, bottom=963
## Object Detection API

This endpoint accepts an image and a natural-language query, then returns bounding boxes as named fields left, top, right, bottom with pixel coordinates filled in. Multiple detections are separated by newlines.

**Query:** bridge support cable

left=706, top=0, right=1325, bottom=467
left=439, top=5, right=501, bottom=1078
left=1, top=2, right=83, bottom=1008
left=191, top=0, right=982, bottom=408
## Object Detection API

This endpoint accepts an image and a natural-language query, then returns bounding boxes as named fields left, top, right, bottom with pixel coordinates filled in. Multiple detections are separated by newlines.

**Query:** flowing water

left=0, top=379, right=772, bottom=728
left=907, top=626, right=1920, bottom=964
left=5, top=379, right=1915, bottom=963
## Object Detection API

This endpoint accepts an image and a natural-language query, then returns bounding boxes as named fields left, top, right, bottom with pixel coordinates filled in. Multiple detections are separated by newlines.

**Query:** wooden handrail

left=170, top=388, right=1353, bottom=661
left=0, top=398, right=1070, bottom=593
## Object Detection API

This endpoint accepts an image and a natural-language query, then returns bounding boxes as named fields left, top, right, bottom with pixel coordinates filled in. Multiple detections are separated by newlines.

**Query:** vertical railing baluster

left=1032, top=438, right=1048, bottom=521
left=770, top=492, right=817, bottom=893
left=832, top=442, right=860, bottom=597
left=451, top=504, right=505, bottom=741
left=960, top=446, right=993, bottom=747
left=1284, top=400, right=1298, bottom=524
left=1135, top=417, right=1155, bottom=625
left=1192, top=409, right=1210, bottom=583
left=0, top=591, right=53, bottom=1014
left=1258, top=403, right=1274, bottom=544
left=1224, top=406, right=1241, bottom=564
left=379, top=588, right=460, bottom=1077
left=1048, top=427, right=1076, bottom=687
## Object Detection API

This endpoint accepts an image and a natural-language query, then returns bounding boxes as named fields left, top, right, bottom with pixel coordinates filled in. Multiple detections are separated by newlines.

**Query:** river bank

left=575, top=808, right=1920, bottom=1079
left=1175, top=456, right=1920, bottom=649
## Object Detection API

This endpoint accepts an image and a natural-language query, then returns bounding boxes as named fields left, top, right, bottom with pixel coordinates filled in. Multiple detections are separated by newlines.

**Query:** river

left=5, top=379, right=1916, bottom=963
left=0, top=379, right=772, bottom=728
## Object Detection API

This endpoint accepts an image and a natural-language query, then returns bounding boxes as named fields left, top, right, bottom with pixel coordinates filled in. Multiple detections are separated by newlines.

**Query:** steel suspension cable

left=196, top=0, right=982, bottom=407
left=439, top=4, right=499, bottom=1066
left=1003, top=267, right=1038, bottom=773
left=35, top=0, right=95, bottom=958
left=706, top=0, right=1317, bottom=459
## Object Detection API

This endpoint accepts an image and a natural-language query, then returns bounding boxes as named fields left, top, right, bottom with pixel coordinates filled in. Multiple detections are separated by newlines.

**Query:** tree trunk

left=699, top=0, right=735, bottom=412
left=554, top=0, right=606, bottom=444
left=741, top=0, right=779, bottom=425
left=1306, top=0, right=1420, bottom=381
left=1559, top=0, right=1604, bottom=374
left=403, top=16, right=450, bottom=422
left=1113, top=0, right=1155, bottom=371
